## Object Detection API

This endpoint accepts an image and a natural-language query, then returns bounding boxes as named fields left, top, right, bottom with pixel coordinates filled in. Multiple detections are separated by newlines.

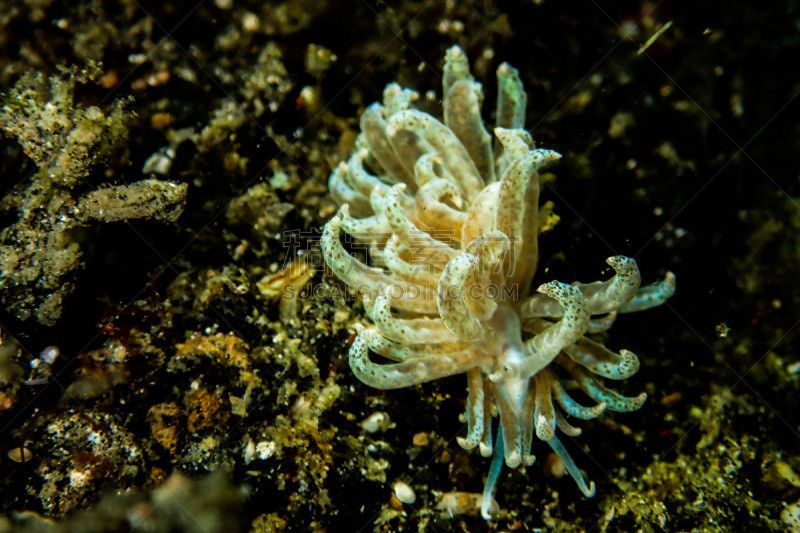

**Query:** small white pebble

left=142, top=150, right=174, bottom=175
left=39, top=346, right=60, bottom=365
left=256, top=441, right=276, bottom=460
left=360, top=412, right=392, bottom=433
left=394, top=482, right=416, bottom=504
left=128, top=53, right=147, bottom=65
left=243, top=439, right=255, bottom=465
left=242, top=12, right=259, bottom=32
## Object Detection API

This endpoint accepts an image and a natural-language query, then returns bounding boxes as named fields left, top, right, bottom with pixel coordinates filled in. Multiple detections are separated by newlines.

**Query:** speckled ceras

left=321, top=45, right=676, bottom=519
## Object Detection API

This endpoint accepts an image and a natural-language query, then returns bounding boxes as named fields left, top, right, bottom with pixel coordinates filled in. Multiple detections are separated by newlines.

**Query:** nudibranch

left=321, top=45, right=675, bottom=519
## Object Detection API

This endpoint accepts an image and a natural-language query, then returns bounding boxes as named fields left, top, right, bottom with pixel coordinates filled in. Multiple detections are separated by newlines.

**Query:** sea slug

left=321, top=45, right=675, bottom=519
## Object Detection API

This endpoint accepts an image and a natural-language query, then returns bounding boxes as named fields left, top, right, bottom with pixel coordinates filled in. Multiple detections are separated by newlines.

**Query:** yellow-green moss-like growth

left=0, top=63, right=187, bottom=325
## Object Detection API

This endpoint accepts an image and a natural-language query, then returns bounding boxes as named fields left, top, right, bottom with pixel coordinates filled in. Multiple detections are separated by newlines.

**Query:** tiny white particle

left=394, top=482, right=416, bottom=504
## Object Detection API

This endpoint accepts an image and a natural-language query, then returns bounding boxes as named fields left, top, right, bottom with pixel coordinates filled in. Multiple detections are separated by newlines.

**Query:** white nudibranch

left=322, top=45, right=676, bottom=519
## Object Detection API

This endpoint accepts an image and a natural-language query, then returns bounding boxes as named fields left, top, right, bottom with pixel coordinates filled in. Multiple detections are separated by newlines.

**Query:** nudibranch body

left=321, top=45, right=675, bottom=519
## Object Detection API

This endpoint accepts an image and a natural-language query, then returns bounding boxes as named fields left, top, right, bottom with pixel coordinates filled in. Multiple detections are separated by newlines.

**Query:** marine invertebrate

left=321, top=45, right=675, bottom=519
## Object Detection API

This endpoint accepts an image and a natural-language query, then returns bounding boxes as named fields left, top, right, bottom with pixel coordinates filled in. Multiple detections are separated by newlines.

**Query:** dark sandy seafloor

left=0, top=1, right=799, bottom=532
